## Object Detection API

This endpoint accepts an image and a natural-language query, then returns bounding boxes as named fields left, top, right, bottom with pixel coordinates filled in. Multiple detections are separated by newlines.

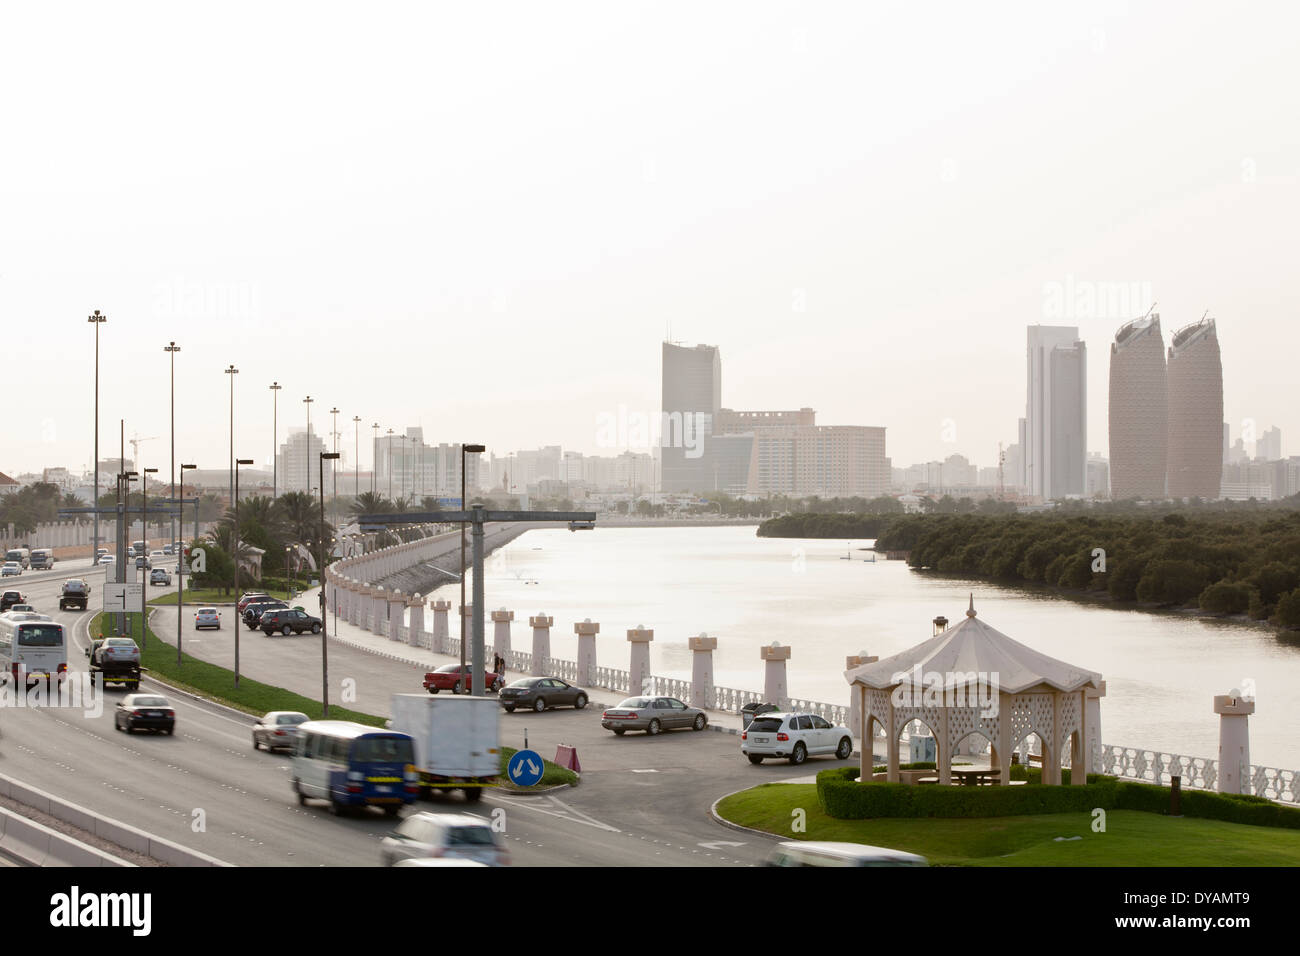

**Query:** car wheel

left=382, top=804, right=400, bottom=817
left=533, top=697, right=546, bottom=713
left=253, top=737, right=261, bottom=751
left=165, top=727, right=174, bottom=736
left=836, top=737, right=853, bottom=760
left=311, top=623, right=321, bottom=634
left=452, top=681, right=464, bottom=695
left=646, top=718, right=661, bottom=736
left=612, top=728, right=626, bottom=736
left=281, top=625, right=292, bottom=636
left=503, top=705, right=515, bottom=713
left=463, top=787, right=484, bottom=803
left=573, top=693, right=588, bottom=710
left=789, top=742, right=807, bottom=766
left=294, top=782, right=306, bottom=806
left=692, top=714, right=706, bottom=731
left=428, top=687, right=439, bottom=694
left=748, top=755, right=764, bottom=765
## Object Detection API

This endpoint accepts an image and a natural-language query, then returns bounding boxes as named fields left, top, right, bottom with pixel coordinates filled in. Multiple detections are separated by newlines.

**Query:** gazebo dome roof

left=845, top=602, right=1102, bottom=695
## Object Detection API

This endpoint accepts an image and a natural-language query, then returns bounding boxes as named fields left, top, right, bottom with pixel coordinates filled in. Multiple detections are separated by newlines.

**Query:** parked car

left=763, top=842, right=927, bottom=867
left=194, top=607, right=222, bottom=630
left=379, top=812, right=509, bottom=867
left=499, top=676, right=588, bottom=713
left=243, top=600, right=288, bottom=629
left=741, top=712, right=854, bottom=766
left=600, top=696, right=708, bottom=736
left=260, top=608, right=322, bottom=636
left=237, top=592, right=272, bottom=614
left=150, top=567, right=172, bottom=586
left=1, top=563, right=22, bottom=577
left=252, top=711, right=310, bottom=752
left=0, top=590, right=27, bottom=612
left=422, top=663, right=503, bottom=695
left=114, top=693, right=175, bottom=734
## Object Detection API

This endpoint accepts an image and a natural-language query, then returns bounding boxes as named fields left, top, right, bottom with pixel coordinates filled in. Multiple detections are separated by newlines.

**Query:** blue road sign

left=507, top=749, right=544, bottom=787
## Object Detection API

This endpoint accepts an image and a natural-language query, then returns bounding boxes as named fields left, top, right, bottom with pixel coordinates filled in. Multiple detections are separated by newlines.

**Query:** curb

left=495, top=782, right=574, bottom=798
left=708, top=789, right=786, bottom=843
left=0, top=806, right=136, bottom=868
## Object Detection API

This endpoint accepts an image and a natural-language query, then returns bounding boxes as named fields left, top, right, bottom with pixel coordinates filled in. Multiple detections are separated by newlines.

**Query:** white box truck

left=389, top=694, right=500, bottom=802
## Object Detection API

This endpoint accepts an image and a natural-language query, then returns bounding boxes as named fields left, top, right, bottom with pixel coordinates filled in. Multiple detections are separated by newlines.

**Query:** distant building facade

left=1025, top=326, right=1087, bottom=499
left=1166, top=318, right=1223, bottom=499
left=1108, top=314, right=1167, bottom=499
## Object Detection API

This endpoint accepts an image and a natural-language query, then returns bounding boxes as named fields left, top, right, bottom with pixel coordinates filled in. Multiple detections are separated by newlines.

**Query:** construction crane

left=129, top=434, right=159, bottom=467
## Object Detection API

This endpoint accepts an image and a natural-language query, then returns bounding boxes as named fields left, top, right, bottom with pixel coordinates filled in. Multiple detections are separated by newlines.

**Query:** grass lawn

left=148, top=586, right=295, bottom=606
left=87, top=612, right=578, bottom=788
left=716, top=783, right=1300, bottom=866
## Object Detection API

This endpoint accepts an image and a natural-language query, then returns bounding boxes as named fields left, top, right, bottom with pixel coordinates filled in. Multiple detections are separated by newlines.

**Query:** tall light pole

left=164, top=342, right=180, bottom=549
left=141, top=467, right=157, bottom=649
left=179, top=463, right=196, bottom=665
left=269, top=382, right=282, bottom=500
left=320, top=452, right=340, bottom=717
left=386, top=428, right=395, bottom=501
left=353, top=416, right=361, bottom=501
left=234, top=458, right=254, bottom=688
left=371, top=423, right=380, bottom=497
left=225, top=365, right=239, bottom=506
left=330, top=407, right=340, bottom=517
left=89, top=311, right=106, bottom=561
left=459, top=443, right=485, bottom=675
left=399, top=434, right=408, bottom=504
left=303, top=396, right=314, bottom=494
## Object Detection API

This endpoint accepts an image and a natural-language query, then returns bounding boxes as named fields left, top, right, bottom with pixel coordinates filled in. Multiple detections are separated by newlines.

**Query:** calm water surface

left=425, top=526, right=1300, bottom=769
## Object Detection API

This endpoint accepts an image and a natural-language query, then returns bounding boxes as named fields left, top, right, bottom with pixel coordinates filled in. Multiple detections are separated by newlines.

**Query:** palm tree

left=353, top=491, right=394, bottom=518
left=275, top=491, right=325, bottom=547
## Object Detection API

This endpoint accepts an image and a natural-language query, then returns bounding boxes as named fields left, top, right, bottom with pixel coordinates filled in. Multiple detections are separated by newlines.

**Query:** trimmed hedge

left=816, top=767, right=1300, bottom=829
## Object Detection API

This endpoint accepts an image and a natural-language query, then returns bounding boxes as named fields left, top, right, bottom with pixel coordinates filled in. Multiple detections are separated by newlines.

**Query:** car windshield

left=352, top=736, right=414, bottom=763
left=198, top=608, right=217, bottom=615
left=508, top=678, right=539, bottom=688
left=747, top=717, right=785, bottom=732
left=617, top=697, right=652, bottom=708
left=18, top=625, right=62, bottom=646
left=446, top=826, right=495, bottom=846
left=276, top=714, right=307, bottom=725
left=105, top=639, right=135, bottom=647
left=133, top=697, right=168, bottom=707
left=435, top=664, right=465, bottom=674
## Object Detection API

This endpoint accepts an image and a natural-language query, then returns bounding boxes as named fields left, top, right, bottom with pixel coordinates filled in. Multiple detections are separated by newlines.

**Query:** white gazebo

left=844, top=597, right=1105, bottom=786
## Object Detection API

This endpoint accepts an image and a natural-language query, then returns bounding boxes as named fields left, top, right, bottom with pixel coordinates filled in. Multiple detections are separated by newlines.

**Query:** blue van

left=291, top=720, right=418, bottom=816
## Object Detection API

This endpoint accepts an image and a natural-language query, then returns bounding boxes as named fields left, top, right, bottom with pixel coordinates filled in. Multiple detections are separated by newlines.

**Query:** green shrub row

left=816, top=767, right=1300, bottom=829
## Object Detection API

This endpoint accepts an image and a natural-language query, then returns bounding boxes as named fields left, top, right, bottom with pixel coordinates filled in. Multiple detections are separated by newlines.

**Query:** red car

left=237, top=592, right=272, bottom=614
left=423, top=664, right=504, bottom=695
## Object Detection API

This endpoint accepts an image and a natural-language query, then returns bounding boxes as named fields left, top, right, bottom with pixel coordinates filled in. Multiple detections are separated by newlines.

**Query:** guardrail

left=1095, top=744, right=1300, bottom=805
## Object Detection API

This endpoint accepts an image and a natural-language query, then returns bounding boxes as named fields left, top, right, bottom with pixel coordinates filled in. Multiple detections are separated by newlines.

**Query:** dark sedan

left=260, top=608, right=322, bottom=636
left=499, top=677, right=589, bottom=713
left=244, top=600, right=288, bottom=629
left=115, top=694, right=176, bottom=735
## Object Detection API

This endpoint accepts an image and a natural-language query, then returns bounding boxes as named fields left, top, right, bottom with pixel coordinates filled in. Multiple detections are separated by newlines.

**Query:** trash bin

left=741, top=702, right=780, bottom=730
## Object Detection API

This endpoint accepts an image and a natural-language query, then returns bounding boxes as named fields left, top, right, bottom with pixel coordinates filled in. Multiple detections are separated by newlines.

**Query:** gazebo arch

left=845, top=596, right=1104, bottom=788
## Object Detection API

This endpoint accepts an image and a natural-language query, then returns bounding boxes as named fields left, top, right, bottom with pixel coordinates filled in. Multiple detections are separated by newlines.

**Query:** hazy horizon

left=4, top=2, right=1297, bottom=477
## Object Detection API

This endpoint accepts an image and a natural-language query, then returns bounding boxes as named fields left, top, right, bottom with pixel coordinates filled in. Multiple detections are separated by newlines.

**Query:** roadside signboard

left=506, top=749, right=544, bottom=787
left=103, top=582, right=144, bottom=613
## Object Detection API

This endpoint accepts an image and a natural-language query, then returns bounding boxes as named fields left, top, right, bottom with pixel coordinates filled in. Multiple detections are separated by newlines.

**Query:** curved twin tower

left=1109, top=314, right=1222, bottom=500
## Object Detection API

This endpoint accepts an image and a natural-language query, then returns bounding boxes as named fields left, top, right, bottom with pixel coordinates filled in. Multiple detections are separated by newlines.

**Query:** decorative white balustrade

left=1096, top=744, right=1218, bottom=792
left=787, top=696, right=850, bottom=728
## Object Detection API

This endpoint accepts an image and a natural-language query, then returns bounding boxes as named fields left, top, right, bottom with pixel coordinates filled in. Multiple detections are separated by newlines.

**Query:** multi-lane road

left=0, top=564, right=845, bottom=866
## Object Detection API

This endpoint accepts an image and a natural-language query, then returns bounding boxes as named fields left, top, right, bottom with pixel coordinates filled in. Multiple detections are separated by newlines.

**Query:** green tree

left=1198, top=581, right=1252, bottom=615
left=1136, top=560, right=1210, bottom=606
left=1273, top=589, right=1300, bottom=629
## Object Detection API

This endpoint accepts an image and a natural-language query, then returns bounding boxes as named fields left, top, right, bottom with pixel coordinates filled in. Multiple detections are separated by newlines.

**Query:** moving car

left=252, top=711, right=310, bottom=752
left=1, top=590, right=27, bottom=612
left=150, top=567, right=172, bottom=586
left=764, top=842, right=928, bottom=867
left=498, top=676, right=589, bottom=713
left=260, top=608, right=321, bottom=636
left=87, top=637, right=141, bottom=690
left=741, top=712, right=854, bottom=766
left=30, top=549, right=54, bottom=571
left=98, top=554, right=116, bottom=566
left=60, top=579, right=91, bottom=611
left=135, top=555, right=151, bottom=570
left=1, top=562, right=22, bottom=577
left=380, top=812, right=508, bottom=866
left=194, top=607, right=221, bottom=630
left=600, top=696, right=708, bottom=736
left=422, top=663, right=503, bottom=695
left=291, top=720, right=418, bottom=815
left=115, top=693, right=175, bottom=734
left=3, top=548, right=30, bottom=570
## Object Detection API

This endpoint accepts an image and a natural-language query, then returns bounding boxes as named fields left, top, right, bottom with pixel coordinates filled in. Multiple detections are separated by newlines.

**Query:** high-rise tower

left=1025, top=326, right=1087, bottom=499
left=1108, top=314, right=1168, bottom=499
left=1166, top=317, right=1223, bottom=499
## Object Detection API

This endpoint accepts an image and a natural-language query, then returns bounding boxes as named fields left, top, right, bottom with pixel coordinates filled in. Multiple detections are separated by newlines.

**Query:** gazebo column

left=1071, top=688, right=1087, bottom=785
left=886, top=700, right=900, bottom=783
left=1084, top=681, right=1107, bottom=775
left=1045, top=693, right=1062, bottom=786
left=996, top=692, right=1012, bottom=786
left=857, top=688, right=870, bottom=781
left=846, top=652, right=877, bottom=737
left=937, top=705, right=951, bottom=786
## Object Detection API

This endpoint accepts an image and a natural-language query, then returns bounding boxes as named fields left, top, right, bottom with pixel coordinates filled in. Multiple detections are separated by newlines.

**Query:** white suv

left=741, top=712, right=854, bottom=766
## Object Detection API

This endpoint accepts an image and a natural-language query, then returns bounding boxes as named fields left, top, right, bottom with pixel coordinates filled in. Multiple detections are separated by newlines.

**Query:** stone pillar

left=491, top=608, right=514, bottom=660
left=760, top=641, right=790, bottom=708
left=458, top=604, right=473, bottom=655
left=347, top=582, right=360, bottom=626
left=388, top=591, right=407, bottom=641
left=431, top=600, right=451, bottom=654
left=370, top=586, right=386, bottom=635
left=529, top=613, right=553, bottom=676
left=1215, top=691, right=1255, bottom=795
left=575, top=618, right=599, bottom=686
left=1084, top=680, right=1107, bottom=776
left=406, top=593, right=425, bottom=647
left=845, top=651, right=877, bottom=739
left=627, top=626, right=654, bottom=696
left=996, top=691, right=1013, bottom=787
left=688, top=633, right=716, bottom=710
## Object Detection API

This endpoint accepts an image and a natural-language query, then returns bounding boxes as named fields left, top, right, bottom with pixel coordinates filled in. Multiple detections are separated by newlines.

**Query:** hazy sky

left=4, top=2, right=1298, bottom=479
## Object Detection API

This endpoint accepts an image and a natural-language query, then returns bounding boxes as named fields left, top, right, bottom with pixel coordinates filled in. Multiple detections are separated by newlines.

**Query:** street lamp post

left=179, top=463, right=196, bottom=665
left=320, top=452, right=340, bottom=718
left=141, top=468, right=157, bottom=649
left=270, top=382, right=282, bottom=500
left=234, top=458, right=254, bottom=687
left=386, top=429, right=394, bottom=502
left=352, top=416, right=361, bottom=501
left=371, top=423, right=379, bottom=496
left=118, top=470, right=137, bottom=638
left=164, top=342, right=180, bottom=550
left=89, top=311, right=106, bottom=561
left=330, top=408, right=339, bottom=518
left=225, top=365, right=239, bottom=506
left=303, top=396, right=314, bottom=494
left=459, top=443, right=485, bottom=676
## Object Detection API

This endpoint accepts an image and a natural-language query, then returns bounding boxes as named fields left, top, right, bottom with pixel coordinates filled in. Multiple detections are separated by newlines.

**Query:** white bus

left=0, top=613, right=67, bottom=687
left=3, top=548, right=30, bottom=570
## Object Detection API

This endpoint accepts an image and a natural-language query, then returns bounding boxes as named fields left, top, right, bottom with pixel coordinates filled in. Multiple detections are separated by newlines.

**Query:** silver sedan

left=600, top=696, right=708, bottom=736
left=252, top=711, right=310, bottom=752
